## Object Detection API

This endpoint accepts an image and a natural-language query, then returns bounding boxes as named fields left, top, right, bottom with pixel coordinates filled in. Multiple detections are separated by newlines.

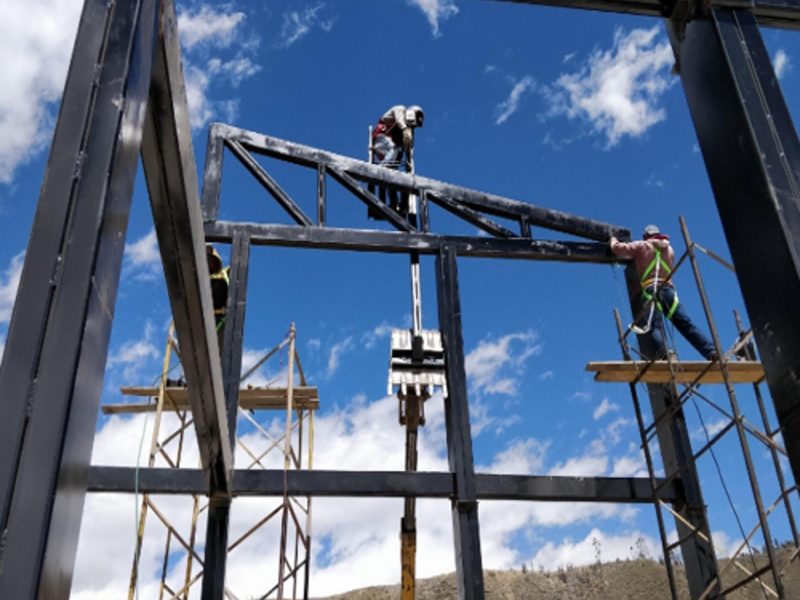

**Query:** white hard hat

left=643, top=224, right=660, bottom=238
left=408, top=105, right=424, bottom=127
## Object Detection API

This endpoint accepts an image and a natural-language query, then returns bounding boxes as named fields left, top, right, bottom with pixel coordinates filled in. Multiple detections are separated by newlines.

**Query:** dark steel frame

left=1, top=0, right=800, bottom=598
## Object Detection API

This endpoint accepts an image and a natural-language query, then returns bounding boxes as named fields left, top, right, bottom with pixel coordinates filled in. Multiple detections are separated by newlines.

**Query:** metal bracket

left=388, top=328, right=448, bottom=401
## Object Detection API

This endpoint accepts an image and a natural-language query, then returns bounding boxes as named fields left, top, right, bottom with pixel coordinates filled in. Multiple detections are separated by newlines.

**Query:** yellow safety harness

left=641, top=248, right=679, bottom=320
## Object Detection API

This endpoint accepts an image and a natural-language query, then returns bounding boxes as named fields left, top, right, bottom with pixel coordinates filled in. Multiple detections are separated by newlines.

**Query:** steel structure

left=0, top=0, right=800, bottom=599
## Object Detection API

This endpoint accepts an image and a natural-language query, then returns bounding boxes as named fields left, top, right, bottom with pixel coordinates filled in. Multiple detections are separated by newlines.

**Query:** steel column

left=202, top=231, right=251, bottom=600
left=0, top=0, right=161, bottom=597
left=0, top=0, right=111, bottom=540
left=623, top=263, right=721, bottom=599
left=671, top=8, right=800, bottom=490
left=141, top=0, right=232, bottom=496
left=436, top=246, right=485, bottom=600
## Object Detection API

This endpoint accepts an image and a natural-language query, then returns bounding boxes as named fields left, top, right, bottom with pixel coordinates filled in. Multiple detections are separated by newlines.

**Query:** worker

left=372, top=104, right=425, bottom=170
left=206, top=244, right=230, bottom=356
left=370, top=105, right=424, bottom=215
left=609, top=225, right=717, bottom=361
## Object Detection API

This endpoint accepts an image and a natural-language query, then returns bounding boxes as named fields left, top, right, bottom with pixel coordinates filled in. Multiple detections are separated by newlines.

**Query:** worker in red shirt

left=610, top=225, right=717, bottom=361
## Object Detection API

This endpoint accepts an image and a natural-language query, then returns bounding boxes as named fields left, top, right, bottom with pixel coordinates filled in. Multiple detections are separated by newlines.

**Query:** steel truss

left=604, top=217, right=800, bottom=599
left=104, top=325, right=316, bottom=600
left=1, top=0, right=800, bottom=599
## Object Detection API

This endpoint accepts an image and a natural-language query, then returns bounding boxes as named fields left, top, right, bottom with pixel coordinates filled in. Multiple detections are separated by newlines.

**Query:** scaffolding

left=102, top=324, right=316, bottom=600
left=589, top=217, right=800, bottom=599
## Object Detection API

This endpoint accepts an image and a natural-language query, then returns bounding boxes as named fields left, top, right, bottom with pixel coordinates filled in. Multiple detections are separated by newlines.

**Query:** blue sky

left=2, top=0, right=800, bottom=597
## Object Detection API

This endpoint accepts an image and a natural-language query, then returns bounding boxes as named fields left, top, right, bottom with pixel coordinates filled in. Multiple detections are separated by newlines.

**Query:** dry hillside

left=316, top=547, right=799, bottom=600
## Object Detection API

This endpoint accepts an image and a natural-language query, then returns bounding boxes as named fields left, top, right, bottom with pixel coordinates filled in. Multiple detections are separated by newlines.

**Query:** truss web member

left=610, top=224, right=717, bottom=361
left=207, top=244, right=230, bottom=357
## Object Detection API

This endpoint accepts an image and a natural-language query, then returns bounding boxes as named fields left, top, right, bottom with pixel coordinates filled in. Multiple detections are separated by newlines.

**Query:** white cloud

left=495, top=75, right=535, bottom=125
left=123, top=229, right=162, bottom=281
left=465, top=330, right=540, bottom=396
left=531, top=529, right=660, bottom=570
left=774, top=49, right=791, bottom=79
left=0, top=250, right=25, bottom=323
left=548, top=451, right=608, bottom=477
left=0, top=0, right=83, bottom=183
left=361, top=322, right=394, bottom=350
left=279, top=3, right=334, bottom=48
left=691, top=417, right=729, bottom=441
left=107, top=322, right=160, bottom=381
left=177, top=5, right=246, bottom=51
left=178, top=4, right=260, bottom=129
left=406, top=0, right=459, bottom=36
left=604, top=417, right=633, bottom=445
left=326, top=335, right=354, bottom=378
left=593, top=398, right=620, bottom=420
left=544, top=26, right=675, bottom=147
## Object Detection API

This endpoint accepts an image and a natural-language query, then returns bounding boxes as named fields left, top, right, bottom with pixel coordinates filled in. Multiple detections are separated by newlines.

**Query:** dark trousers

left=637, top=286, right=716, bottom=360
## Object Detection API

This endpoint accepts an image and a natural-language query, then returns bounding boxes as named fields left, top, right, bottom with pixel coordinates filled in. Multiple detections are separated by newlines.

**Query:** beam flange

left=205, top=221, right=615, bottom=262
left=87, top=467, right=677, bottom=501
left=484, top=0, right=800, bottom=30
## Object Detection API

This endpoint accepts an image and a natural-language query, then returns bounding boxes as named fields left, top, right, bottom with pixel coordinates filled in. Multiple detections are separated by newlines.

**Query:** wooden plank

left=102, top=386, right=319, bottom=414
left=586, top=361, right=765, bottom=384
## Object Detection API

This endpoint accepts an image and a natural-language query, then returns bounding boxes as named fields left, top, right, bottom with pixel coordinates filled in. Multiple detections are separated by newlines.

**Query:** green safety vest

left=640, top=249, right=679, bottom=320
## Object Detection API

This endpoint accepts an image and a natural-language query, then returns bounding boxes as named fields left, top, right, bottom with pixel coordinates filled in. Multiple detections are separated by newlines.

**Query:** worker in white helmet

left=609, top=225, right=717, bottom=361
left=371, top=105, right=425, bottom=170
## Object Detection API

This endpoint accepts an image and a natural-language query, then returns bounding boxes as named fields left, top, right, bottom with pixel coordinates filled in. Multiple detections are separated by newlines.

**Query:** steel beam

left=205, top=221, right=615, bottom=262
left=671, top=7, right=800, bottom=499
left=203, top=123, right=628, bottom=241
left=436, top=246, right=485, bottom=600
left=140, top=0, right=232, bottom=497
left=87, top=467, right=678, bottom=501
left=485, top=0, right=800, bottom=30
left=201, top=231, right=250, bottom=600
left=0, top=0, right=161, bottom=597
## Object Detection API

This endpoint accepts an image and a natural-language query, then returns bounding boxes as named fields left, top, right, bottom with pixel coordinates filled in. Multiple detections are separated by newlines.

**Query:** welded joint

left=452, top=499, right=479, bottom=513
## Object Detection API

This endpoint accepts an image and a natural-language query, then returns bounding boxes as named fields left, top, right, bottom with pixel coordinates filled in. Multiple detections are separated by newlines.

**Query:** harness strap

left=643, top=286, right=680, bottom=320
left=210, top=270, right=229, bottom=285
left=640, top=248, right=671, bottom=287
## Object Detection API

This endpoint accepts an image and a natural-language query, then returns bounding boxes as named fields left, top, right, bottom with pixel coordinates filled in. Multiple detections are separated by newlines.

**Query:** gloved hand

left=402, top=127, right=414, bottom=152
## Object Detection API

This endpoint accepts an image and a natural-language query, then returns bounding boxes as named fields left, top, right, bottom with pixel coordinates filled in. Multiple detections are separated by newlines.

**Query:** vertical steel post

left=621, top=262, right=720, bottom=599
left=277, top=324, right=297, bottom=599
left=670, top=8, right=800, bottom=490
left=201, top=231, right=250, bottom=600
left=613, top=310, right=679, bottom=600
left=0, top=0, right=161, bottom=597
left=435, top=246, right=485, bottom=600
